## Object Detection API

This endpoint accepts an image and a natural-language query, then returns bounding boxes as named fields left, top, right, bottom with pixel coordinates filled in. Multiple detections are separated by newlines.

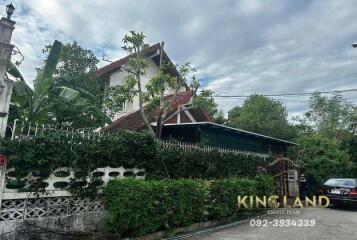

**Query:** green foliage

left=10, top=40, right=63, bottom=124
left=227, top=94, right=295, bottom=140
left=9, top=40, right=111, bottom=128
left=104, top=75, right=137, bottom=118
left=291, top=93, right=356, bottom=179
left=43, top=41, right=99, bottom=75
left=0, top=131, right=156, bottom=195
left=193, top=89, right=218, bottom=117
left=103, top=177, right=274, bottom=238
left=254, top=174, right=276, bottom=196
left=50, top=73, right=111, bottom=129
left=149, top=147, right=270, bottom=179
left=103, top=179, right=209, bottom=237
left=291, top=134, right=351, bottom=184
left=44, top=41, right=110, bottom=128
left=103, top=178, right=160, bottom=237
left=301, top=93, right=356, bottom=140
left=0, top=130, right=270, bottom=196
left=214, top=110, right=226, bottom=124
left=209, top=178, right=256, bottom=219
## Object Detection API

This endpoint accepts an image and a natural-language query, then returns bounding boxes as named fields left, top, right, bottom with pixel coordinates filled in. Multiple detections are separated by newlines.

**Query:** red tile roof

left=163, top=90, right=193, bottom=110
left=103, top=90, right=213, bottom=132
left=103, top=110, right=147, bottom=132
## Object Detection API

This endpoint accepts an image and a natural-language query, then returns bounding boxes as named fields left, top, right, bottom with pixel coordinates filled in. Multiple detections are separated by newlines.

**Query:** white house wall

left=109, top=58, right=160, bottom=120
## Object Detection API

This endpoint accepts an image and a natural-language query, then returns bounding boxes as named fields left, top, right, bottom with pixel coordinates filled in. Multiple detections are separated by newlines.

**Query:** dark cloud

left=1, top=0, right=356, bottom=117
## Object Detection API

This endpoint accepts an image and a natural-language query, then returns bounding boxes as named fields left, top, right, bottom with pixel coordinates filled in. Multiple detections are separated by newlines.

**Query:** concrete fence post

left=0, top=16, right=16, bottom=137
left=0, top=10, right=16, bottom=208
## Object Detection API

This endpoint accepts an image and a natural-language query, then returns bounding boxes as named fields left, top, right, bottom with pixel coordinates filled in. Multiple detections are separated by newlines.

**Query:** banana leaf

left=6, top=62, right=25, bottom=82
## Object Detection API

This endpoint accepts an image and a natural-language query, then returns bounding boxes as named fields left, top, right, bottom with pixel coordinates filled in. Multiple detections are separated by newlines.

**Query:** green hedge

left=0, top=131, right=270, bottom=195
left=103, top=176, right=274, bottom=238
left=0, top=131, right=156, bottom=195
left=149, top=147, right=267, bottom=179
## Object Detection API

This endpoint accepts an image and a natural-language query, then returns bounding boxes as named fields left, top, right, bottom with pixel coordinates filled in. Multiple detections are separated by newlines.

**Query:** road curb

left=162, top=212, right=269, bottom=240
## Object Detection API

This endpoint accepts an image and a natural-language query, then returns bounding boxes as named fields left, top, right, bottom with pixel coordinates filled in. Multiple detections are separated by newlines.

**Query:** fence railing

left=159, top=140, right=270, bottom=159
left=7, top=120, right=104, bottom=140
left=7, top=121, right=271, bottom=159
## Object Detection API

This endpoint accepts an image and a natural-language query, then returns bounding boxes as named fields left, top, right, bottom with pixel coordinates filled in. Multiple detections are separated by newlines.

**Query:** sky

left=1, top=0, right=357, bottom=119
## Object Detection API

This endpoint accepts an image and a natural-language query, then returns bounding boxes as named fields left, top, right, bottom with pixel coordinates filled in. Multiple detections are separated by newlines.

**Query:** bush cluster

left=103, top=176, right=274, bottom=238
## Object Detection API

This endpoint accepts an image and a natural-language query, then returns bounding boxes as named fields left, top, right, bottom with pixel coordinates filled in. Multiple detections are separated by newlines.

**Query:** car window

left=324, top=179, right=357, bottom=187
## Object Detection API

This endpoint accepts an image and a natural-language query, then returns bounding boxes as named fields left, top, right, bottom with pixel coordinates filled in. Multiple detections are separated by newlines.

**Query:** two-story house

left=96, top=43, right=295, bottom=157
left=97, top=43, right=187, bottom=121
left=96, top=43, right=212, bottom=128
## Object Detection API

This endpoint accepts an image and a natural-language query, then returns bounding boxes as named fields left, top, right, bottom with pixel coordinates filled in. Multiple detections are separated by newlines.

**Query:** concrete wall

left=0, top=211, right=107, bottom=240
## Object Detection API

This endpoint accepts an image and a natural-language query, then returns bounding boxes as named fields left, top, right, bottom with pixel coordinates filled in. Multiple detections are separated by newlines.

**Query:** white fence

left=0, top=166, right=144, bottom=222
left=3, top=166, right=145, bottom=200
left=160, top=140, right=270, bottom=159
left=0, top=196, right=104, bottom=222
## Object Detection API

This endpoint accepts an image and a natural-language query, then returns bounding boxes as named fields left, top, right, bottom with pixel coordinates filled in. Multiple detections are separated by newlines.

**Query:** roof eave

left=161, top=122, right=297, bottom=145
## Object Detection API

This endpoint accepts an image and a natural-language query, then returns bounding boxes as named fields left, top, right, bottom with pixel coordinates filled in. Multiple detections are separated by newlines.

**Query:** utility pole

left=0, top=3, right=16, bottom=137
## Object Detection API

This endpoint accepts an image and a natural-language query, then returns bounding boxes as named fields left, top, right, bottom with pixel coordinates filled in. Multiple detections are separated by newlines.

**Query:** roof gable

left=102, top=91, right=213, bottom=132
left=96, top=43, right=180, bottom=78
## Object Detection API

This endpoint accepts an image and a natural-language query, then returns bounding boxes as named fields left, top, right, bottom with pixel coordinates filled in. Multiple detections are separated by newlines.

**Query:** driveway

left=190, top=207, right=357, bottom=240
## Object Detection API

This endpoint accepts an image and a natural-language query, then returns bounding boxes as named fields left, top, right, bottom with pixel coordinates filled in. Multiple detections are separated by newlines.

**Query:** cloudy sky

left=1, top=0, right=357, bottom=118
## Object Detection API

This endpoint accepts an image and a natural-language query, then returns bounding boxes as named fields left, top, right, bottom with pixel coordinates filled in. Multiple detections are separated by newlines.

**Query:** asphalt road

left=190, top=207, right=357, bottom=240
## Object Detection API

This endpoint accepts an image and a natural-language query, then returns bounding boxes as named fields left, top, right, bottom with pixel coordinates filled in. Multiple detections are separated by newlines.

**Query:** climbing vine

left=0, top=131, right=156, bottom=196
left=0, top=131, right=271, bottom=197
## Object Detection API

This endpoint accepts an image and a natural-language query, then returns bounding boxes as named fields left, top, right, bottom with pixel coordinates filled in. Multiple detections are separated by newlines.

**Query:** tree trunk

left=156, top=42, right=165, bottom=139
left=136, top=70, right=155, bottom=138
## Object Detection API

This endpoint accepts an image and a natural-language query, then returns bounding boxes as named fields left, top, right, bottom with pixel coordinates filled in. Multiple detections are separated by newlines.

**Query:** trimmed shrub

left=103, top=176, right=274, bottom=238
left=103, top=179, right=209, bottom=237
left=209, top=178, right=256, bottom=220
left=255, top=174, right=276, bottom=196
left=103, top=178, right=161, bottom=236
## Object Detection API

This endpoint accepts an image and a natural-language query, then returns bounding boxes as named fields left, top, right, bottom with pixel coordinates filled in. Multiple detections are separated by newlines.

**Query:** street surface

left=190, top=207, right=357, bottom=240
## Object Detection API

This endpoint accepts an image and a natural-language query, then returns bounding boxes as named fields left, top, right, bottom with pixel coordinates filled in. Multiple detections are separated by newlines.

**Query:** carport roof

left=161, top=122, right=297, bottom=145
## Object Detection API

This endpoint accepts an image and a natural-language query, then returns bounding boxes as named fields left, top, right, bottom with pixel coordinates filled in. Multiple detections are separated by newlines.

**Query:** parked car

left=319, top=178, right=357, bottom=207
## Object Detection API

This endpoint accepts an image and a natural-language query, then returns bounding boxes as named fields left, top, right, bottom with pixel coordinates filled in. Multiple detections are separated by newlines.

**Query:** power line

left=275, top=98, right=309, bottom=103
left=213, top=88, right=357, bottom=98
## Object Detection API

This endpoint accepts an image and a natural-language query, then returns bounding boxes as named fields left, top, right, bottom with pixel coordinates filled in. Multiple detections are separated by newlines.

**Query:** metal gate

left=268, top=157, right=299, bottom=197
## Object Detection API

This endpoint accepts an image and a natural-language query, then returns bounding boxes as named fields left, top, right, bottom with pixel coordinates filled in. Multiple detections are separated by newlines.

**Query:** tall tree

left=189, top=78, right=220, bottom=123
left=43, top=41, right=99, bottom=75
left=10, top=40, right=77, bottom=123
left=42, top=41, right=109, bottom=128
left=8, top=41, right=110, bottom=129
left=291, top=134, right=351, bottom=184
left=214, top=110, right=226, bottom=124
left=288, top=93, right=357, bottom=179
left=192, top=89, right=218, bottom=117
left=104, top=31, right=197, bottom=138
left=227, top=94, right=295, bottom=140
left=299, top=92, right=356, bottom=142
